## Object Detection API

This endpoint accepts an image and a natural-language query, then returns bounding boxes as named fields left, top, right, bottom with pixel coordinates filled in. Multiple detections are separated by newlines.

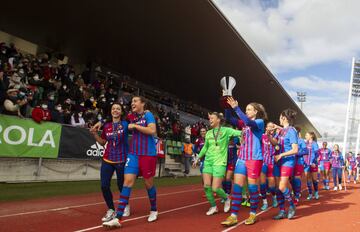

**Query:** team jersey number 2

left=125, top=158, right=130, bottom=167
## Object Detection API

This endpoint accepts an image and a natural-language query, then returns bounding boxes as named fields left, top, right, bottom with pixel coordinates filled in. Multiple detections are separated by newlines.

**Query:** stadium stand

left=0, top=41, right=208, bottom=182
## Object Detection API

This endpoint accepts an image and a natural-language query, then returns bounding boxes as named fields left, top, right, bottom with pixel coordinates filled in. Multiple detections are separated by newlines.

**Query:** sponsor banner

left=0, top=114, right=61, bottom=158
left=58, top=125, right=105, bottom=159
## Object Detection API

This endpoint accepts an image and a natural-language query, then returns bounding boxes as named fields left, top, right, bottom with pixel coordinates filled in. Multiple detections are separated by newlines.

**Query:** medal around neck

left=220, top=76, right=236, bottom=109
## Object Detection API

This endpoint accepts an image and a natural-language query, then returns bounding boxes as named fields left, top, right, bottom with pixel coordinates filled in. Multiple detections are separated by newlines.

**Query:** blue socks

left=293, top=178, right=301, bottom=199
left=147, top=186, right=157, bottom=211
left=282, top=187, right=294, bottom=208
left=117, top=186, right=132, bottom=218
left=248, top=184, right=260, bottom=214
left=260, top=183, right=267, bottom=200
left=230, top=184, right=243, bottom=216
left=307, top=181, right=313, bottom=195
left=222, top=180, right=232, bottom=195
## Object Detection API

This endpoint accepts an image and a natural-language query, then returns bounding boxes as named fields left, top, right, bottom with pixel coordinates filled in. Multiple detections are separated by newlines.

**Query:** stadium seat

left=167, top=147, right=174, bottom=155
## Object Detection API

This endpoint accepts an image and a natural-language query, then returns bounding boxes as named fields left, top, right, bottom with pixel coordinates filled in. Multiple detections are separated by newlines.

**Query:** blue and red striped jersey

left=297, top=138, right=307, bottom=157
left=277, top=126, right=298, bottom=156
left=347, top=155, right=356, bottom=166
left=330, top=151, right=344, bottom=168
left=101, top=121, right=128, bottom=163
left=237, top=123, right=264, bottom=160
left=129, top=111, right=157, bottom=156
left=318, top=148, right=331, bottom=162
left=232, top=107, right=264, bottom=161
left=261, top=134, right=275, bottom=165
left=304, top=141, right=319, bottom=165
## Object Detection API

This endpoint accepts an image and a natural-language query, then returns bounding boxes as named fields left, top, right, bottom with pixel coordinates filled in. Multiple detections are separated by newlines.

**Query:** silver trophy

left=220, top=76, right=236, bottom=108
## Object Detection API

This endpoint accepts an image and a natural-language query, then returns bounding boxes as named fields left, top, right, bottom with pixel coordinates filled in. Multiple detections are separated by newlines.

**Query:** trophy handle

left=220, top=77, right=228, bottom=96
left=228, top=76, right=236, bottom=95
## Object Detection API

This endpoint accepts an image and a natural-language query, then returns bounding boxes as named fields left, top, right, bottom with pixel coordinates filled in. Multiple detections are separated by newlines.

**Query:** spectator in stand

left=185, top=125, right=191, bottom=141
left=85, top=96, right=97, bottom=110
left=3, top=88, right=27, bottom=117
left=8, top=72, right=26, bottom=90
left=75, top=101, right=86, bottom=113
left=51, top=103, right=65, bottom=124
left=0, top=70, right=6, bottom=112
left=62, top=98, right=73, bottom=124
left=106, top=87, right=118, bottom=103
left=97, top=96, right=110, bottom=116
left=0, top=41, right=210, bottom=141
left=191, top=123, right=199, bottom=143
left=32, top=101, right=51, bottom=123
left=58, top=84, right=70, bottom=103
left=46, top=92, right=56, bottom=111
left=182, top=138, right=194, bottom=175
left=172, top=120, right=181, bottom=141
left=18, top=88, right=34, bottom=118
left=71, top=110, right=86, bottom=127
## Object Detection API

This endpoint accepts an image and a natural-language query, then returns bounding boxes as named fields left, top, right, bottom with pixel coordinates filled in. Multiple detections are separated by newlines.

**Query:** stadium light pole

left=355, top=124, right=360, bottom=156
left=297, top=92, right=306, bottom=110
left=343, top=57, right=356, bottom=156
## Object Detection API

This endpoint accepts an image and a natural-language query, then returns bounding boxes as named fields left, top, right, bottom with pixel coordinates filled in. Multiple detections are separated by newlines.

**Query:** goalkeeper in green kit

left=193, top=112, right=242, bottom=216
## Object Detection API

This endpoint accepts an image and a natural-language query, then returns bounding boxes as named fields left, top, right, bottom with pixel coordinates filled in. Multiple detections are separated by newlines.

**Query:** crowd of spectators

left=0, top=42, right=208, bottom=141
left=156, top=104, right=207, bottom=141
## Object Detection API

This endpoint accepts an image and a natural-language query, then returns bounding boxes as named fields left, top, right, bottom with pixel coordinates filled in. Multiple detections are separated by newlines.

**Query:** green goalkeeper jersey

left=198, top=126, right=242, bottom=166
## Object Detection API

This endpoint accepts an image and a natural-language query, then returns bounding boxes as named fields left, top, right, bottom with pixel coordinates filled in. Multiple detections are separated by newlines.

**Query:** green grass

left=0, top=176, right=202, bottom=202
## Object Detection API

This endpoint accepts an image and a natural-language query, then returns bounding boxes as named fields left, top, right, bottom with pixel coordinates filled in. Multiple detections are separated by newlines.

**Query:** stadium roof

left=0, top=0, right=320, bottom=136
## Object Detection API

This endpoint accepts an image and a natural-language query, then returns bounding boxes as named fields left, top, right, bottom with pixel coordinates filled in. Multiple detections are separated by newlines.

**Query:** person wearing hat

left=3, top=88, right=27, bottom=116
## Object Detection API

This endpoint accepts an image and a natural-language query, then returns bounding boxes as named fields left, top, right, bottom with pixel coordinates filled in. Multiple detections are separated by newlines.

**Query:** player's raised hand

left=227, top=97, right=238, bottom=109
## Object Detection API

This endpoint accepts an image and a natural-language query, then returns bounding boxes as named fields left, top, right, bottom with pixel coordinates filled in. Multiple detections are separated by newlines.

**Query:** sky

left=213, top=0, right=360, bottom=141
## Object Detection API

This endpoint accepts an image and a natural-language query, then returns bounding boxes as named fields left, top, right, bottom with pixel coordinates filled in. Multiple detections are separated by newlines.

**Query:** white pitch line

left=0, top=188, right=202, bottom=218
left=221, top=188, right=309, bottom=232
left=74, top=200, right=214, bottom=232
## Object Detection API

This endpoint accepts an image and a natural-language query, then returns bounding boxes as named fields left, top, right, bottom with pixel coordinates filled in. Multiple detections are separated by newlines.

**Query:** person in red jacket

left=32, top=102, right=51, bottom=123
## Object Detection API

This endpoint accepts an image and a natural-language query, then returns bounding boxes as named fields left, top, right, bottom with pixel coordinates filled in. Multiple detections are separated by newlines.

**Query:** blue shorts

left=281, top=156, right=295, bottom=167
left=124, top=154, right=157, bottom=178
left=274, top=157, right=295, bottom=177
left=234, top=159, right=262, bottom=179
left=261, top=163, right=275, bottom=177
left=319, top=161, right=325, bottom=171
left=261, top=163, right=268, bottom=175
left=295, top=156, right=304, bottom=166
left=304, top=164, right=318, bottom=173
